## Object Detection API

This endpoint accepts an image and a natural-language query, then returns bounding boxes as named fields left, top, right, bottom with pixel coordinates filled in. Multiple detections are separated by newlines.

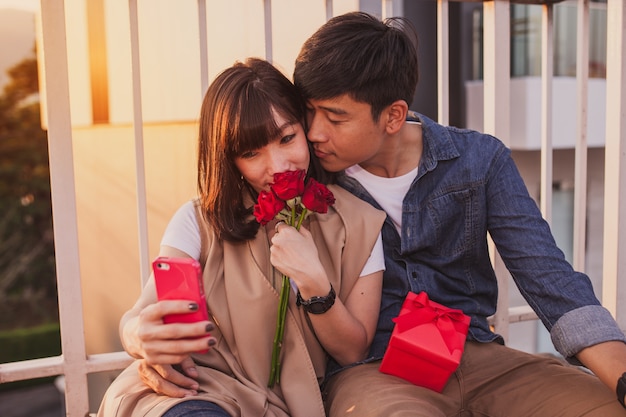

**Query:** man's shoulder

left=418, top=114, right=507, bottom=155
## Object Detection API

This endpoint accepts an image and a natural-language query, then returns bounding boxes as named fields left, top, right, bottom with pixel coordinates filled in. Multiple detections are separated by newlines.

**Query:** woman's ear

left=384, top=100, right=409, bottom=134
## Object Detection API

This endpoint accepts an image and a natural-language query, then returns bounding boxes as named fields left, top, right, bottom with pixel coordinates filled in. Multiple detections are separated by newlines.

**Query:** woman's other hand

left=270, top=223, right=329, bottom=297
left=138, top=357, right=200, bottom=398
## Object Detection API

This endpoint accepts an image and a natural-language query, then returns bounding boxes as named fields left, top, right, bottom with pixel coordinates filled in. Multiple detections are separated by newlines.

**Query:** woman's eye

left=281, top=134, right=295, bottom=144
left=240, top=150, right=257, bottom=159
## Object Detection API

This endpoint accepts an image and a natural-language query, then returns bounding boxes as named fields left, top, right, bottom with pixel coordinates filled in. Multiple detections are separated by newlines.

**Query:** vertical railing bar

left=264, top=0, right=273, bottom=63
left=381, top=0, right=403, bottom=19
left=573, top=0, right=589, bottom=272
left=39, top=0, right=90, bottom=414
left=483, top=1, right=510, bottom=141
left=437, top=0, right=450, bottom=125
left=128, top=0, right=151, bottom=285
left=197, top=0, right=209, bottom=96
left=602, top=0, right=626, bottom=327
left=382, top=0, right=393, bottom=19
left=325, top=0, right=332, bottom=21
left=483, top=0, right=511, bottom=341
left=540, top=4, right=553, bottom=225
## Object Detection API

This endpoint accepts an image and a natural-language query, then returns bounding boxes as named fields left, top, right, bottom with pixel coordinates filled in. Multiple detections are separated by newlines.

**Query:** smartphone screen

left=152, top=257, right=209, bottom=324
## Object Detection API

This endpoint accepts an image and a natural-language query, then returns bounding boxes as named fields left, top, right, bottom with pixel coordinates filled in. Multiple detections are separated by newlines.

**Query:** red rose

left=271, top=170, right=306, bottom=200
left=254, top=191, right=285, bottom=225
left=301, top=179, right=335, bottom=214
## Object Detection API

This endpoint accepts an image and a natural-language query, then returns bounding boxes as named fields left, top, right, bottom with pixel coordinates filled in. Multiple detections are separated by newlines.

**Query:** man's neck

left=359, top=122, right=423, bottom=178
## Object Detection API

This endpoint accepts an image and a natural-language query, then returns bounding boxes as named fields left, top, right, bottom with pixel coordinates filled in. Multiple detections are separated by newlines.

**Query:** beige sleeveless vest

left=97, top=185, right=385, bottom=417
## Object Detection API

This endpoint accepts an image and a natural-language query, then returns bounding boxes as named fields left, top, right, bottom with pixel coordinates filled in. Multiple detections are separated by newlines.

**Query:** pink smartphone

left=152, top=256, right=209, bottom=325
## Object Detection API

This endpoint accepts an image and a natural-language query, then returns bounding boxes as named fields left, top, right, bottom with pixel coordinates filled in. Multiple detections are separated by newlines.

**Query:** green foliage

left=0, top=322, right=61, bottom=363
left=0, top=323, right=61, bottom=391
left=0, top=52, right=58, bottom=331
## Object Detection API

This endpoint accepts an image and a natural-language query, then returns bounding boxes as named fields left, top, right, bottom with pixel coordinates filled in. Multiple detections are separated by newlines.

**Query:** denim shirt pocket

left=404, top=187, right=476, bottom=258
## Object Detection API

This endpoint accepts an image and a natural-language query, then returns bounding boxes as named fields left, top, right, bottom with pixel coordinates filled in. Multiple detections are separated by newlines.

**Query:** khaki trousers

left=323, top=341, right=626, bottom=417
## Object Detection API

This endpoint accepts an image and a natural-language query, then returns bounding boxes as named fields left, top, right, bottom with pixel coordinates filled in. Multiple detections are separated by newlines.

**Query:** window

left=471, top=0, right=607, bottom=80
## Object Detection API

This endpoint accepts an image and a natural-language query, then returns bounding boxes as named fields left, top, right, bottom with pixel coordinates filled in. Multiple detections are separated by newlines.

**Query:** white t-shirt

left=345, top=164, right=417, bottom=235
left=160, top=200, right=385, bottom=277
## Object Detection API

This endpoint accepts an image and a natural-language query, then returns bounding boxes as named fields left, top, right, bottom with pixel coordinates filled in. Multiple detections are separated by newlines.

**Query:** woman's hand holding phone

left=150, top=257, right=213, bottom=355
left=118, top=255, right=215, bottom=397
left=137, top=299, right=215, bottom=362
left=131, top=299, right=215, bottom=398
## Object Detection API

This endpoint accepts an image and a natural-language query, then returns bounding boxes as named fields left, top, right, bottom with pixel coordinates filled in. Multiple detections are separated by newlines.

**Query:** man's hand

left=138, top=356, right=200, bottom=398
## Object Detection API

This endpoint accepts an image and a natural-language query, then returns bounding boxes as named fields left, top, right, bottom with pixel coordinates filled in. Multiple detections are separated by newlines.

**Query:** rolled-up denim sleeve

left=551, top=305, right=626, bottom=362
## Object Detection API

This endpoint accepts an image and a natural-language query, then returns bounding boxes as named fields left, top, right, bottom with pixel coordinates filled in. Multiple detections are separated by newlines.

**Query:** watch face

left=308, top=300, right=329, bottom=314
left=297, top=285, right=336, bottom=314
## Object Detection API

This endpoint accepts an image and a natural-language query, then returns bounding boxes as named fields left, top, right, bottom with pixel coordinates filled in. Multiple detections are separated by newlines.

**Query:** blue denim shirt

left=334, top=112, right=625, bottom=371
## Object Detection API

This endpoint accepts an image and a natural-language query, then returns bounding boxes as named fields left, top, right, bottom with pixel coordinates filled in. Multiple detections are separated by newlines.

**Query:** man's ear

left=384, top=100, right=409, bottom=134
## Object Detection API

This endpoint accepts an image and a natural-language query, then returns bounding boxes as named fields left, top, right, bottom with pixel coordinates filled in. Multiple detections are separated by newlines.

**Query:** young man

left=293, top=11, right=626, bottom=416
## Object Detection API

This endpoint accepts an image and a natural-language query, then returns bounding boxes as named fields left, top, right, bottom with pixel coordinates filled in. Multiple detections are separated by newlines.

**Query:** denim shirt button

left=411, top=271, right=417, bottom=278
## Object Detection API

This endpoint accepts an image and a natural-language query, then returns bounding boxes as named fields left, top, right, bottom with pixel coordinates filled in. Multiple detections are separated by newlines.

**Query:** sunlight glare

left=0, top=0, right=39, bottom=12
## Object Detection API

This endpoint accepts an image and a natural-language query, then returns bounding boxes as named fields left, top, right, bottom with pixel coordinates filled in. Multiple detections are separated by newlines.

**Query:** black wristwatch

left=618, top=372, right=626, bottom=408
left=296, top=284, right=336, bottom=314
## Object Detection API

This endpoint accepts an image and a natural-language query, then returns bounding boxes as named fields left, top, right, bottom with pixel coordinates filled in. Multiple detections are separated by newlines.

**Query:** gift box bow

left=392, top=291, right=469, bottom=355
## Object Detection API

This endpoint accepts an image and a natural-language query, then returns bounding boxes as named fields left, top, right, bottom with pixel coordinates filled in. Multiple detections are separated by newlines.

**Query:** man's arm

left=577, top=340, right=626, bottom=404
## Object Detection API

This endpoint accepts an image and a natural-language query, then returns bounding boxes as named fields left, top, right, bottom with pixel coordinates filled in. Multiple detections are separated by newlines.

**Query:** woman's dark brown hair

left=197, top=58, right=330, bottom=242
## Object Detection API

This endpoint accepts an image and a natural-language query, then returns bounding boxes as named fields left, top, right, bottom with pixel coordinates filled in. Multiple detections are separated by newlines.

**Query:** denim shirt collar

left=411, top=111, right=460, bottom=176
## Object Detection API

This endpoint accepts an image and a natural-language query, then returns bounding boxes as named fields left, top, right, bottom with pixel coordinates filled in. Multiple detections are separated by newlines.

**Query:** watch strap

left=296, top=284, right=336, bottom=314
left=618, top=372, right=626, bottom=408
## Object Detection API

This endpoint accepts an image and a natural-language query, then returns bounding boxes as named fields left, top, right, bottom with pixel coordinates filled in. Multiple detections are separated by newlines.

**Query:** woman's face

left=234, top=109, right=310, bottom=194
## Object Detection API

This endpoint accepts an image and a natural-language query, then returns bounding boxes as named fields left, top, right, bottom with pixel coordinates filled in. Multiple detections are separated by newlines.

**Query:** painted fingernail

left=205, top=323, right=214, bottom=332
left=188, top=303, right=199, bottom=311
left=208, top=337, right=217, bottom=347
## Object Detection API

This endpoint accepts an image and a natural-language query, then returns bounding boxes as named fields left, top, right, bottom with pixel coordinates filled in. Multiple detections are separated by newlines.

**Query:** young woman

left=97, top=58, right=385, bottom=417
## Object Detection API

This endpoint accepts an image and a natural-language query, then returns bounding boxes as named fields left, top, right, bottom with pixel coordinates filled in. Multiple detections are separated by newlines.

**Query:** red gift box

left=379, top=291, right=470, bottom=392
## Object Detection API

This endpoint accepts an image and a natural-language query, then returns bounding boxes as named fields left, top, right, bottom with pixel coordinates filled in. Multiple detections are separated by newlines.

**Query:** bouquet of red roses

left=253, top=169, right=335, bottom=387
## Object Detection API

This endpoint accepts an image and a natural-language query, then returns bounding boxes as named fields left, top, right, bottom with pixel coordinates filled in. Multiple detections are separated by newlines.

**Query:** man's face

left=306, top=94, right=387, bottom=172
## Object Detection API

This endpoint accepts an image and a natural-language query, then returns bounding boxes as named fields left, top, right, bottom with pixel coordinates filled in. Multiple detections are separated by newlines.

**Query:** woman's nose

left=268, top=152, right=290, bottom=175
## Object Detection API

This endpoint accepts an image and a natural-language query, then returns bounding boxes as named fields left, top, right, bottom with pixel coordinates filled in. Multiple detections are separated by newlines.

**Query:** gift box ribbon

left=392, top=292, right=468, bottom=354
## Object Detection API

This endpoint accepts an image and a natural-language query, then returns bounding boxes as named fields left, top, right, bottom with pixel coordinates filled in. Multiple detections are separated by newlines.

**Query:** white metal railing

left=480, top=0, right=516, bottom=338
left=0, top=0, right=624, bottom=415
left=602, top=0, right=626, bottom=324
left=0, top=1, right=134, bottom=415
left=573, top=0, right=589, bottom=273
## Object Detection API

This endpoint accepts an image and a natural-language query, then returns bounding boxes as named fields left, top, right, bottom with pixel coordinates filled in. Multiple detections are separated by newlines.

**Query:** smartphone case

left=152, top=257, right=209, bottom=324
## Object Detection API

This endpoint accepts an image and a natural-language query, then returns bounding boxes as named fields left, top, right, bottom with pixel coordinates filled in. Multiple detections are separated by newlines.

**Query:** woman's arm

left=270, top=224, right=382, bottom=365
left=304, top=271, right=382, bottom=364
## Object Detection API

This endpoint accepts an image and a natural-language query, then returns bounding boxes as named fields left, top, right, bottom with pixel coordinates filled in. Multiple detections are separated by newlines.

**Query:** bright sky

left=0, top=0, right=39, bottom=12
